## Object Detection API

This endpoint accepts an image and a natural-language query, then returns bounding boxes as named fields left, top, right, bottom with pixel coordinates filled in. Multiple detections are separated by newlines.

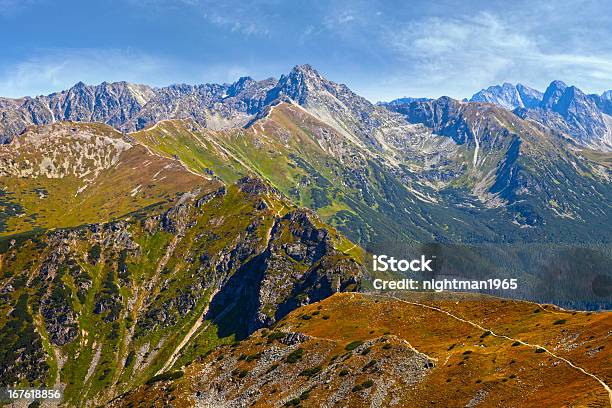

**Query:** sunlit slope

left=0, top=177, right=364, bottom=406
left=131, top=103, right=502, bottom=247
left=111, top=292, right=612, bottom=407
left=0, top=122, right=219, bottom=236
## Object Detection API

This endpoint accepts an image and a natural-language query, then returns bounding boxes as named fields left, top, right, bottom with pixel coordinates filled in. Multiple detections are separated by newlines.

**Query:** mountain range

left=1, top=65, right=611, bottom=307
left=4, top=67, right=611, bottom=151
left=467, top=81, right=612, bottom=150
left=0, top=65, right=611, bottom=407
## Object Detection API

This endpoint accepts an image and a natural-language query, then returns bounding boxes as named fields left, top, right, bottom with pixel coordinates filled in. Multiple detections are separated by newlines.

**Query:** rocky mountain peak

left=541, top=80, right=568, bottom=109
left=269, top=64, right=324, bottom=104
left=227, top=76, right=255, bottom=96
left=73, top=81, right=88, bottom=89
left=590, top=90, right=612, bottom=115
left=469, top=82, right=542, bottom=110
left=515, top=83, right=543, bottom=108
left=466, top=79, right=610, bottom=150
left=291, top=63, right=320, bottom=77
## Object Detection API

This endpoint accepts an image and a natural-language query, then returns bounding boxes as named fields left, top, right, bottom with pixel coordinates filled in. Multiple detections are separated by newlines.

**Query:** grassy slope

left=131, top=104, right=612, bottom=309
left=0, top=178, right=364, bottom=406
left=113, top=292, right=612, bottom=407
left=0, top=122, right=220, bottom=237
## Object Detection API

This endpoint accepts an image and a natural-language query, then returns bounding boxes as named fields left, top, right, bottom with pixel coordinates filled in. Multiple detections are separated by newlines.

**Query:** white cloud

left=204, top=11, right=270, bottom=36
left=338, top=14, right=355, bottom=24
left=383, top=12, right=612, bottom=98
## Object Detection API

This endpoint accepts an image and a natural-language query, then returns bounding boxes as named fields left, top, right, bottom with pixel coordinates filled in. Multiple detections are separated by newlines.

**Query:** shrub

left=352, top=380, right=374, bottom=392
left=553, top=319, right=567, bottom=325
left=362, top=360, right=376, bottom=371
left=339, top=369, right=349, bottom=376
left=232, top=368, right=248, bottom=378
left=299, top=389, right=311, bottom=400
left=245, top=352, right=262, bottom=362
left=88, top=244, right=101, bottom=265
left=345, top=341, right=364, bottom=351
left=146, top=370, right=184, bottom=385
left=268, top=332, right=285, bottom=341
left=299, top=365, right=322, bottom=378
left=286, top=348, right=304, bottom=363
left=535, top=348, right=546, bottom=353
left=284, top=398, right=301, bottom=406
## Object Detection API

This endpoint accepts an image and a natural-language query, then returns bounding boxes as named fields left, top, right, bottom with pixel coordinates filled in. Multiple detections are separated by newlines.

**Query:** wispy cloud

left=0, top=0, right=37, bottom=17
left=326, top=11, right=355, bottom=26
left=0, top=48, right=265, bottom=97
left=0, top=49, right=177, bottom=97
left=133, top=0, right=278, bottom=36
left=383, top=11, right=612, bottom=98
left=1, top=1, right=610, bottom=101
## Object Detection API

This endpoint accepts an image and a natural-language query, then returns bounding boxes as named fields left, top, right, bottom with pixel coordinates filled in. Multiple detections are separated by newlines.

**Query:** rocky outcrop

left=207, top=207, right=363, bottom=338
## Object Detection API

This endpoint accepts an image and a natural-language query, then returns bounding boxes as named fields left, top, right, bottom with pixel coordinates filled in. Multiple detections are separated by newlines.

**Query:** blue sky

left=1, top=0, right=611, bottom=101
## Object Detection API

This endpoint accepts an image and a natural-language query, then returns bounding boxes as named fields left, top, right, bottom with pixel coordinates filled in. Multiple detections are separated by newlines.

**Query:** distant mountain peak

left=378, top=96, right=433, bottom=107
left=292, top=63, right=319, bottom=75
left=548, top=80, right=568, bottom=90
left=469, top=82, right=542, bottom=110
left=541, top=80, right=568, bottom=108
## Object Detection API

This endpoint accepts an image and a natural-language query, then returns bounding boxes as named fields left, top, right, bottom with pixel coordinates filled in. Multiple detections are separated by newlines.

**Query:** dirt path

left=373, top=294, right=612, bottom=407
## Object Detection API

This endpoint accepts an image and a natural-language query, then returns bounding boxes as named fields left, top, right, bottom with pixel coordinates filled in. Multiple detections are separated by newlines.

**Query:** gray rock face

left=0, top=77, right=277, bottom=143
left=0, top=81, right=155, bottom=143
left=468, top=80, right=611, bottom=150
left=516, top=81, right=612, bottom=150
left=589, top=90, right=612, bottom=115
left=267, top=64, right=422, bottom=151
left=206, top=204, right=363, bottom=338
left=469, top=83, right=542, bottom=109
left=540, top=80, right=567, bottom=109
left=378, top=97, right=433, bottom=107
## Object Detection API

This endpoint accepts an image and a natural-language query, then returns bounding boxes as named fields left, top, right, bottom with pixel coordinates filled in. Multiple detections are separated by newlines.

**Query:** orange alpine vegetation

left=111, top=292, right=612, bottom=408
